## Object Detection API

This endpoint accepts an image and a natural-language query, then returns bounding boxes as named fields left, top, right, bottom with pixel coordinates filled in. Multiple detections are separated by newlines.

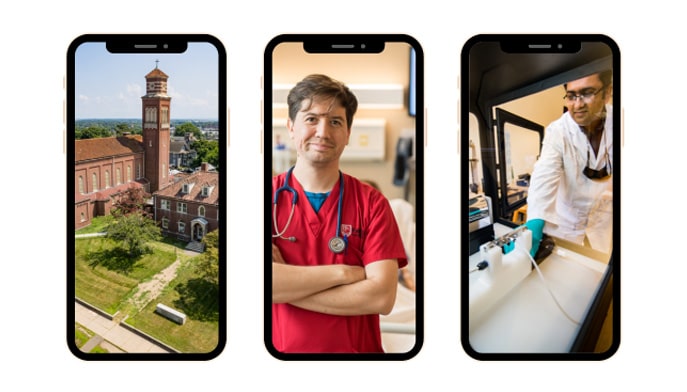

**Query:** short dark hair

left=598, top=69, right=613, bottom=88
left=564, top=69, right=613, bottom=90
left=287, top=74, right=358, bottom=127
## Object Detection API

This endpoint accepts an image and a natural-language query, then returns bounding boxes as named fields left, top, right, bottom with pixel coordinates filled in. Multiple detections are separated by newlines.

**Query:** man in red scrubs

left=271, top=74, right=408, bottom=353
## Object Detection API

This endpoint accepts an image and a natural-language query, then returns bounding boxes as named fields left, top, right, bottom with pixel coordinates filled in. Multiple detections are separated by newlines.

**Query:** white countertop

left=468, top=223, right=610, bottom=353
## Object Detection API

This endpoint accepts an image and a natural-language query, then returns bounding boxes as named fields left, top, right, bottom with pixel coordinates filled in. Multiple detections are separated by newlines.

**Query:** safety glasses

left=563, top=86, right=605, bottom=103
left=584, top=149, right=612, bottom=180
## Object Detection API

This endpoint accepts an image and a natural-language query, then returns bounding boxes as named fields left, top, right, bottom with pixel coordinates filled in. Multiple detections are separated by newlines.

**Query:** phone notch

left=264, top=34, right=424, bottom=361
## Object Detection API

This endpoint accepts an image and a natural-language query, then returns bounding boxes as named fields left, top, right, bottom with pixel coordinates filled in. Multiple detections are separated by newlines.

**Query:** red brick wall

left=155, top=197, right=219, bottom=241
left=74, top=152, right=144, bottom=230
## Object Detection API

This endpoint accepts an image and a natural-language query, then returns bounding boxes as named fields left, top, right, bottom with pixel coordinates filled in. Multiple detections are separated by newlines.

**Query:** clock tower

left=142, top=62, right=171, bottom=193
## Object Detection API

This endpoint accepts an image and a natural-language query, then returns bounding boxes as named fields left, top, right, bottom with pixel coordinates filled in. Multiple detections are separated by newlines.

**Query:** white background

left=2, top=0, right=682, bottom=389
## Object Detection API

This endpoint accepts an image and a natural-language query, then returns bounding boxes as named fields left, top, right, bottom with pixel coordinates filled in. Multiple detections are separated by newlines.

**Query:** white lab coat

left=527, top=105, right=613, bottom=253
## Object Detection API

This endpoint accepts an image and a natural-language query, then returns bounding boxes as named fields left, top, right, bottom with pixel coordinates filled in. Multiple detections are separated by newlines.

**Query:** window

left=136, top=163, right=141, bottom=179
left=161, top=107, right=169, bottom=125
left=199, top=206, right=205, bottom=217
left=78, top=176, right=84, bottom=194
left=178, top=221, right=185, bottom=233
left=145, top=107, right=157, bottom=123
left=161, top=199, right=170, bottom=210
left=92, top=173, right=98, bottom=191
left=177, top=202, right=187, bottom=213
left=104, top=170, right=110, bottom=188
left=127, top=165, right=132, bottom=182
left=116, top=168, right=122, bottom=185
left=80, top=212, right=85, bottom=222
left=162, top=218, right=169, bottom=229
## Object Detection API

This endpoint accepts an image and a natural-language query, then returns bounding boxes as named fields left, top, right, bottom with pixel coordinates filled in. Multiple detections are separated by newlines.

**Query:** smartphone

left=66, top=34, right=226, bottom=359
left=461, top=34, right=620, bottom=359
left=264, top=34, right=423, bottom=360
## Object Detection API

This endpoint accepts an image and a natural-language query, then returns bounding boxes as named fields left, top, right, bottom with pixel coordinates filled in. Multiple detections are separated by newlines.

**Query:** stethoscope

left=272, top=167, right=347, bottom=254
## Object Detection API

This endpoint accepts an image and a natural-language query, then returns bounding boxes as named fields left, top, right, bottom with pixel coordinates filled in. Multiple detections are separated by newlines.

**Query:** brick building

left=74, top=65, right=219, bottom=244
left=154, top=163, right=219, bottom=242
left=74, top=135, right=146, bottom=230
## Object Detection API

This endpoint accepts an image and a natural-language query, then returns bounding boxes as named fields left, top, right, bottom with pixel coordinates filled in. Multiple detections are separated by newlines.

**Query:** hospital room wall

left=271, top=42, right=416, bottom=202
left=468, top=86, right=564, bottom=195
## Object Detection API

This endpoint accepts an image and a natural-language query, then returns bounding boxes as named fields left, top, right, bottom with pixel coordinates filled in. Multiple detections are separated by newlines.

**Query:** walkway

left=73, top=247, right=200, bottom=354
left=74, top=256, right=190, bottom=354
left=75, top=300, right=174, bottom=353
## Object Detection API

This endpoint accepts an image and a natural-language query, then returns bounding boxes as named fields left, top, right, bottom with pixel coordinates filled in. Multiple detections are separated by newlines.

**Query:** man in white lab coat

left=526, top=70, right=613, bottom=255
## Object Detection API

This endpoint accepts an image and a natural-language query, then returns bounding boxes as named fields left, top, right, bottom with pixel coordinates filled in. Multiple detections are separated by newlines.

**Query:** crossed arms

left=272, top=244, right=399, bottom=316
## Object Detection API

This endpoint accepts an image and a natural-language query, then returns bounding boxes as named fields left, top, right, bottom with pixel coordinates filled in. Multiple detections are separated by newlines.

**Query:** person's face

left=287, top=96, right=351, bottom=167
left=564, top=74, right=610, bottom=127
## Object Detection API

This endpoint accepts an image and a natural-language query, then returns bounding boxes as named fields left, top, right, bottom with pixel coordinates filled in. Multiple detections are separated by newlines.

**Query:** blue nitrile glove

left=503, top=219, right=544, bottom=257
left=525, top=219, right=544, bottom=257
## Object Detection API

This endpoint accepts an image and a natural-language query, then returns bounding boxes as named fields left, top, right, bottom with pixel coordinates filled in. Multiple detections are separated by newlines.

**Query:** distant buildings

left=74, top=65, right=219, bottom=245
left=170, top=134, right=198, bottom=169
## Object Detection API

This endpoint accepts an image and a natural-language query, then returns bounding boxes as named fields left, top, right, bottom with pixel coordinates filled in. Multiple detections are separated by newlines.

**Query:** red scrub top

left=272, top=171, right=408, bottom=353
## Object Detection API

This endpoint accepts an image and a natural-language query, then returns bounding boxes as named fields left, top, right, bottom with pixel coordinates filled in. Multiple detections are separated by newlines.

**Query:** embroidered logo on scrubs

left=341, top=224, right=352, bottom=237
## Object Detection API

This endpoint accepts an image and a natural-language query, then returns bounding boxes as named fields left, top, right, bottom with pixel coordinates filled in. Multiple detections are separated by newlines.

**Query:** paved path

left=75, top=301, right=174, bottom=353
left=73, top=247, right=200, bottom=354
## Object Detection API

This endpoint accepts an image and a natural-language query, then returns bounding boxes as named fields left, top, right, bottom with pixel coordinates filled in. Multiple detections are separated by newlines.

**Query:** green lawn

left=74, top=233, right=219, bottom=353
left=125, top=258, right=220, bottom=353
left=75, top=215, right=113, bottom=234
left=74, top=323, right=93, bottom=348
left=74, top=236, right=177, bottom=314
left=74, top=323, right=113, bottom=353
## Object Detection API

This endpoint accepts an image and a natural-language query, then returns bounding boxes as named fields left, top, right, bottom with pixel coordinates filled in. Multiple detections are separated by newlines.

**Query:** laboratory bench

left=468, top=222, right=614, bottom=354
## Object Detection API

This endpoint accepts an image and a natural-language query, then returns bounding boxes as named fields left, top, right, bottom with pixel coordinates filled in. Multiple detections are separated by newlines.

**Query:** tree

left=114, top=123, right=138, bottom=136
left=191, top=139, right=219, bottom=169
left=195, top=230, right=219, bottom=287
left=111, top=185, right=151, bottom=218
left=174, top=229, right=220, bottom=322
left=174, top=122, right=202, bottom=139
left=106, top=212, right=161, bottom=257
left=75, top=125, right=112, bottom=139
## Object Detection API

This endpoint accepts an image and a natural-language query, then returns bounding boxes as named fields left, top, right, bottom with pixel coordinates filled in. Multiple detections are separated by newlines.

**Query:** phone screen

left=66, top=34, right=226, bottom=359
left=264, top=34, right=423, bottom=360
left=461, top=35, right=620, bottom=359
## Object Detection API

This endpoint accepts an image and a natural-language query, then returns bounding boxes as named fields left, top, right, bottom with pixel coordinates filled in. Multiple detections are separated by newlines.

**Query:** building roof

left=75, top=180, right=145, bottom=204
left=75, top=135, right=144, bottom=162
left=146, top=68, right=168, bottom=79
left=155, top=168, right=219, bottom=205
left=170, top=139, right=191, bottom=153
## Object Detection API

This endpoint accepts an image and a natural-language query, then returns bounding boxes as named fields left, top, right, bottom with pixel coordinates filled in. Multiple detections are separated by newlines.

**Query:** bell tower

left=141, top=61, right=171, bottom=192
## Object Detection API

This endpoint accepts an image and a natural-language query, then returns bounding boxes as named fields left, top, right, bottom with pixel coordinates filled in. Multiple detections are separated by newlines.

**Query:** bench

left=155, top=303, right=186, bottom=325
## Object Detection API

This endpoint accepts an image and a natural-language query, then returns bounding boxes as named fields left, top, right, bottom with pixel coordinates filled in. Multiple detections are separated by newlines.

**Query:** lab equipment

left=468, top=193, right=494, bottom=254
left=469, top=226, right=533, bottom=330
left=272, top=167, right=348, bottom=254
left=503, top=218, right=544, bottom=257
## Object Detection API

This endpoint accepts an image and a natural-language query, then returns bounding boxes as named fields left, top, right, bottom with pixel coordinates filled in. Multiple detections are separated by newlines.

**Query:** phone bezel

left=460, top=34, right=620, bottom=360
left=66, top=34, right=227, bottom=360
left=263, top=34, right=424, bottom=361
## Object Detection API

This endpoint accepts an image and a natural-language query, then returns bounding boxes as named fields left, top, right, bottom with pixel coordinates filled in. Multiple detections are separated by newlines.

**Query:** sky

left=74, top=41, right=220, bottom=120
